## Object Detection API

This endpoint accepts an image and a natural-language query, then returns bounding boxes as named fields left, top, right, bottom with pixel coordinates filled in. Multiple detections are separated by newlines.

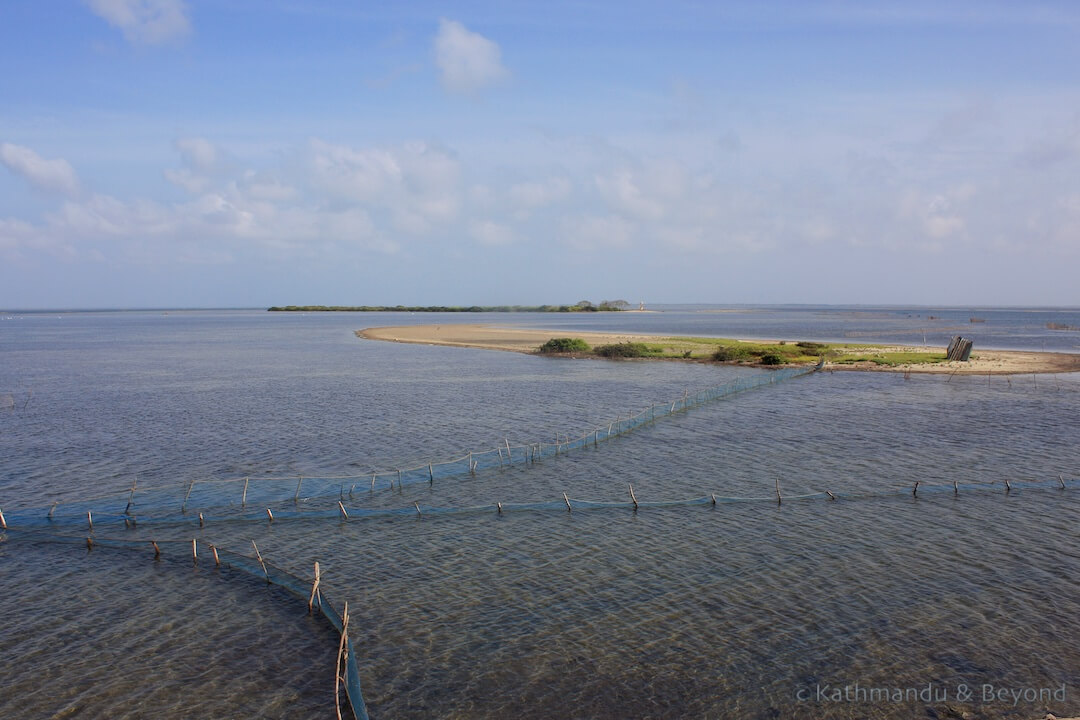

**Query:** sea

left=1, top=305, right=1078, bottom=719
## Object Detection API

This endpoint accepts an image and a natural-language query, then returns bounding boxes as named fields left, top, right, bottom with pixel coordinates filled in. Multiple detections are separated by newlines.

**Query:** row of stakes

left=11, top=473, right=1069, bottom=539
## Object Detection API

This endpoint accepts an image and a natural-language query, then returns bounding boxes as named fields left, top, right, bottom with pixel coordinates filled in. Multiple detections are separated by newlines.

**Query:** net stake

left=266, top=508, right=274, bottom=524
left=0, top=508, right=6, bottom=529
left=210, top=544, right=220, bottom=567
left=48, top=501, right=57, bottom=521
left=371, top=473, right=376, bottom=490
left=913, top=481, right=920, bottom=498
left=241, top=477, right=249, bottom=507
left=182, top=479, right=196, bottom=513
left=1059, top=474, right=1066, bottom=489
left=711, top=494, right=716, bottom=506
left=294, top=476, right=303, bottom=503
left=308, top=561, right=321, bottom=613
left=334, top=600, right=350, bottom=720
left=563, top=492, right=572, bottom=512
left=469, top=453, right=474, bottom=475
left=628, top=484, right=639, bottom=510
left=497, top=502, right=503, bottom=514
left=1005, top=479, right=1011, bottom=493
left=775, top=477, right=782, bottom=506
left=251, top=540, right=270, bottom=583
left=954, top=480, right=959, bottom=495
left=505, top=438, right=512, bottom=462
left=125, top=476, right=137, bottom=515
left=86, top=536, right=93, bottom=551
left=414, top=502, right=422, bottom=518
left=151, top=540, right=161, bottom=559
left=429, top=464, right=434, bottom=484
left=338, top=501, right=349, bottom=520
left=87, top=510, right=93, bottom=531
left=826, top=491, right=836, bottom=501
left=191, top=538, right=198, bottom=565
left=198, top=512, right=204, bottom=528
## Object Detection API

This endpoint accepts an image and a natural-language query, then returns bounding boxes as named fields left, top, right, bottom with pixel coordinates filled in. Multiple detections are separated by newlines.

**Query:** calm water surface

left=1, top=308, right=1078, bottom=718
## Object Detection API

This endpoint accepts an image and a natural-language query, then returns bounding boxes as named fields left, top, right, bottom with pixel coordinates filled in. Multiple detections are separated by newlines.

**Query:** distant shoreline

left=269, top=304, right=631, bottom=313
left=357, top=324, right=1080, bottom=375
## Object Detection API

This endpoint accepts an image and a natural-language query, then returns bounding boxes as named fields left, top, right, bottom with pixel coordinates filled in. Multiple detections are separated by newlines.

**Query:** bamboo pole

left=199, top=512, right=204, bottom=528
left=1059, top=474, right=1066, bottom=489
left=913, top=481, right=920, bottom=498
left=628, top=484, right=638, bottom=510
left=210, top=544, right=220, bottom=567
left=86, top=537, right=93, bottom=551
left=338, top=501, right=349, bottom=520
left=182, top=479, right=196, bottom=513
left=826, top=491, right=836, bottom=501
left=497, top=502, right=503, bottom=514
left=371, top=473, right=376, bottom=490
left=251, top=540, right=270, bottom=583
left=775, top=477, right=782, bottom=505
left=414, top=502, right=422, bottom=518
left=151, top=540, right=161, bottom=559
left=294, top=476, right=303, bottom=503
left=954, top=480, right=959, bottom=495
left=0, top=508, right=6, bottom=530
left=1005, top=479, right=1011, bottom=493
left=505, top=438, right=512, bottom=462
left=711, top=494, right=716, bottom=506
left=87, top=510, right=93, bottom=531
left=334, top=600, right=350, bottom=720
left=192, top=538, right=198, bottom=565
left=266, top=508, right=274, bottom=523
left=308, top=561, right=321, bottom=613
left=48, top=501, right=57, bottom=521
left=242, top=476, right=249, bottom=507
left=563, top=492, right=571, bottom=511
left=428, top=464, right=434, bottom=484
left=125, top=477, right=137, bottom=515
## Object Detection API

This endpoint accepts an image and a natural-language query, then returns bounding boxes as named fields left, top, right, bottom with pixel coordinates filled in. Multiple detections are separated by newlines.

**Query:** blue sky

left=2, top=1, right=1078, bottom=308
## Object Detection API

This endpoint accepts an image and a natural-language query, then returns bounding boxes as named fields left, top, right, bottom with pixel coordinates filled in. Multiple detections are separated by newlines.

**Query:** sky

left=1, top=0, right=1079, bottom=309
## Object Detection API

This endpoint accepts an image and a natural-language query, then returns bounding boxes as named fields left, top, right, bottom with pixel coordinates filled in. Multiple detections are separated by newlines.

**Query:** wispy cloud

left=84, top=0, right=191, bottom=45
left=434, top=19, right=509, bottom=94
left=0, top=143, right=81, bottom=196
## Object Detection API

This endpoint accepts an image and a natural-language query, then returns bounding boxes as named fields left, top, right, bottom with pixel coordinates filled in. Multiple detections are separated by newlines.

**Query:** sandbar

left=357, top=324, right=1080, bottom=375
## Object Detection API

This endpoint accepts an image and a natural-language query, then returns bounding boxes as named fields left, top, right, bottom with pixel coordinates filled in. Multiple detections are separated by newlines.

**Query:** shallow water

left=2, top=308, right=1078, bottom=718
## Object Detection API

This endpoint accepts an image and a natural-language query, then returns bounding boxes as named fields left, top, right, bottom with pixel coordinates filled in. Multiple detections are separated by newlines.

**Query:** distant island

left=269, top=300, right=631, bottom=313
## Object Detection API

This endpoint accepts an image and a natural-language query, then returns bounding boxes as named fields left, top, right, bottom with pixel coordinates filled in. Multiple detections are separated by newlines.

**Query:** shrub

left=796, top=341, right=828, bottom=353
left=538, top=337, right=590, bottom=353
left=712, top=345, right=753, bottom=362
left=759, top=353, right=785, bottom=365
left=594, top=342, right=656, bottom=358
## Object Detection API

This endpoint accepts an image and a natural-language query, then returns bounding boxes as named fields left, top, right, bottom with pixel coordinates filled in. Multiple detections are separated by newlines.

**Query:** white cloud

left=175, top=137, right=218, bottom=172
left=0, top=143, right=81, bottom=196
left=470, top=220, right=515, bottom=246
left=507, top=177, right=571, bottom=216
left=434, top=19, right=508, bottom=94
left=85, top=0, right=191, bottom=45
left=560, top=215, right=634, bottom=250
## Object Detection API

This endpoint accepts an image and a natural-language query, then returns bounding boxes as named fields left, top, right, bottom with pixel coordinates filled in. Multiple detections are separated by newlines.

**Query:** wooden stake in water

left=497, top=502, right=503, bottom=514
left=826, top=491, right=836, bottom=501
left=628, top=484, right=639, bottom=510
left=266, top=508, right=274, bottom=524
left=87, top=510, right=93, bottom=531
left=210, top=544, right=220, bottom=567
left=86, top=537, right=93, bottom=551
left=251, top=540, right=270, bottom=583
left=294, top=476, right=303, bottom=503
left=241, top=476, right=249, bottom=507
left=1059, top=474, right=1066, bottom=489
left=125, top=477, right=137, bottom=515
left=371, top=473, right=376, bottom=490
left=775, top=477, right=782, bottom=505
left=334, top=600, right=350, bottom=720
left=711, top=494, right=717, bottom=506
left=151, top=540, right=161, bottom=559
left=505, top=438, right=512, bottom=462
left=338, top=501, right=348, bottom=520
left=0, top=508, right=6, bottom=530
left=428, top=464, right=434, bottom=484
left=954, top=480, right=959, bottom=495
left=1005, top=479, right=1012, bottom=493
left=414, top=502, right=422, bottom=519
left=308, top=561, right=321, bottom=613
left=48, top=501, right=57, bottom=521
left=191, top=538, right=198, bottom=565
left=913, top=481, right=920, bottom=498
left=198, top=512, right=204, bottom=528
left=182, top=479, right=196, bottom=513
left=563, top=492, right=572, bottom=512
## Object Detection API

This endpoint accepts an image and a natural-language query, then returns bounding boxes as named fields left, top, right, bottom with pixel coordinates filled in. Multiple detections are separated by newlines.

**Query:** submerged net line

left=10, top=363, right=821, bottom=523
left=2, top=529, right=369, bottom=720
left=4, top=475, right=1072, bottom=533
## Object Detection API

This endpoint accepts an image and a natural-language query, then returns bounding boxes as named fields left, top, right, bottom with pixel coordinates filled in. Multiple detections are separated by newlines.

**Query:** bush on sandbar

left=538, top=337, right=591, bottom=353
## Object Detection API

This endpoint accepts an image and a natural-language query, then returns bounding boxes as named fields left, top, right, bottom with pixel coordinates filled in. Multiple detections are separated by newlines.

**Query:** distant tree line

left=268, top=301, right=629, bottom=313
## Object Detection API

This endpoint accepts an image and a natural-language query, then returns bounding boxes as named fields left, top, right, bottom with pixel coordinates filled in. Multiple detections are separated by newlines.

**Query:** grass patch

left=833, top=352, right=947, bottom=367
left=538, top=337, right=591, bottom=353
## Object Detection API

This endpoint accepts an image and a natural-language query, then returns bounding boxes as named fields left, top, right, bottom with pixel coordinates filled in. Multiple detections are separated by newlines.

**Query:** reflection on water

left=1, top=310, right=1078, bottom=718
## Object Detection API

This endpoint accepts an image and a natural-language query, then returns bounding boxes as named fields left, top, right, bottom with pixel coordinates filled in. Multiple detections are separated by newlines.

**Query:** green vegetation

left=832, top=352, right=947, bottom=367
left=269, top=302, right=625, bottom=313
left=538, top=338, right=591, bottom=353
left=593, top=342, right=663, bottom=358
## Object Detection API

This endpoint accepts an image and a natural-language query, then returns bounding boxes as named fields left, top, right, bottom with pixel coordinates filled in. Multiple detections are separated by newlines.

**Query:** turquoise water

left=2, top=308, right=1078, bottom=718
